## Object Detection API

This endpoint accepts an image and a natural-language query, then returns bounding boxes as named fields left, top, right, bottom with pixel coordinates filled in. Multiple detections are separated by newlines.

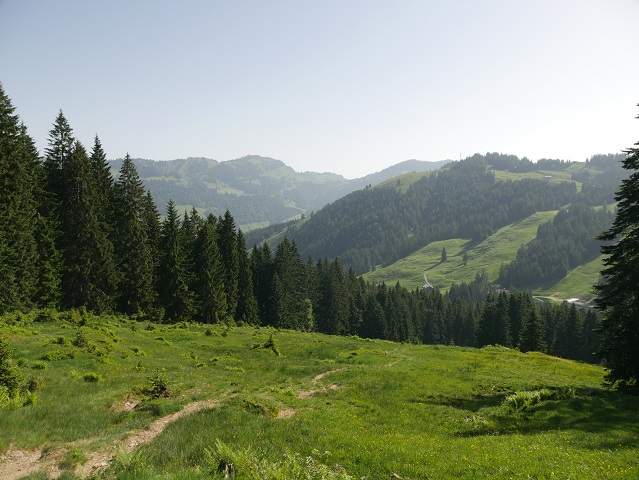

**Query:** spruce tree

left=193, top=216, right=227, bottom=323
left=235, top=230, right=259, bottom=324
left=0, top=85, right=39, bottom=312
left=59, top=141, right=118, bottom=312
left=90, top=136, right=117, bottom=236
left=596, top=115, right=639, bottom=390
left=216, top=210, right=239, bottom=319
left=43, top=111, right=74, bottom=212
left=114, top=154, right=156, bottom=315
left=157, top=200, right=194, bottom=323
left=519, top=305, right=547, bottom=353
left=251, top=242, right=274, bottom=325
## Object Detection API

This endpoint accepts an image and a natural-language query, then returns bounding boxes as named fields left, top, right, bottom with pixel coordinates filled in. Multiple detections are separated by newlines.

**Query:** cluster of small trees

left=499, top=203, right=613, bottom=288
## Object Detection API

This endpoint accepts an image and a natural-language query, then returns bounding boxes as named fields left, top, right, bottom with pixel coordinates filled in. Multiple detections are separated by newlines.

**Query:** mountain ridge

left=108, top=155, right=450, bottom=229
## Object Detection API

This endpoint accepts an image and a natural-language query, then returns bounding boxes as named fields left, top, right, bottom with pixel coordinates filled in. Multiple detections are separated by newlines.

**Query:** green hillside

left=109, top=156, right=448, bottom=230
left=251, top=153, right=626, bottom=297
left=363, top=210, right=557, bottom=291
left=1, top=313, right=638, bottom=479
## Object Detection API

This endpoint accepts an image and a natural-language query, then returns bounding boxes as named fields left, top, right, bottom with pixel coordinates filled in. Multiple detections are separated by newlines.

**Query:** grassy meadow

left=363, top=210, right=557, bottom=292
left=1, top=311, right=638, bottom=479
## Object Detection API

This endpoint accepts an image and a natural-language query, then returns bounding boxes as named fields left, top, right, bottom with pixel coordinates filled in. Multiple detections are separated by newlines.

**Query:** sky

left=1, top=1, right=638, bottom=179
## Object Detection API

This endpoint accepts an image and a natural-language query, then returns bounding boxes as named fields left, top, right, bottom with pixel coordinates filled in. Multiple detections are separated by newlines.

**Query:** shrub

left=59, top=446, right=87, bottom=470
left=31, top=360, right=48, bottom=370
left=242, top=397, right=279, bottom=417
left=38, top=350, right=75, bottom=361
left=205, top=439, right=354, bottom=479
left=0, top=336, right=21, bottom=395
left=146, top=369, right=171, bottom=398
left=83, top=372, right=101, bottom=382
left=503, top=387, right=576, bottom=411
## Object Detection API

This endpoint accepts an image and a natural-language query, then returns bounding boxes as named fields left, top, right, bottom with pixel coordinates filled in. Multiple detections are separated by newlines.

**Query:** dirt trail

left=0, top=399, right=218, bottom=480
left=297, top=368, right=344, bottom=399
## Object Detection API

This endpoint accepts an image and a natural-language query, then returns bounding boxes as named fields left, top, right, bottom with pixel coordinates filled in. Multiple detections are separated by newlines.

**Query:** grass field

left=1, top=312, right=638, bottom=479
left=363, top=211, right=557, bottom=291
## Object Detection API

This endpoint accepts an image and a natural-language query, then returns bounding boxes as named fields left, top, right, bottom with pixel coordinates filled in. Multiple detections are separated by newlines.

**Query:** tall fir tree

left=90, top=136, right=117, bottom=235
left=43, top=111, right=74, bottom=213
left=216, top=210, right=239, bottom=319
left=251, top=242, right=274, bottom=325
left=519, top=303, right=547, bottom=353
left=57, top=141, right=118, bottom=311
left=0, top=84, right=39, bottom=312
left=272, top=237, right=308, bottom=329
left=157, top=200, right=194, bottom=323
left=193, top=216, right=227, bottom=323
left=235, top=230, right=259, bottom=324
left=596, top=113, right=639, bottom=390
left=114, top=154, right=156, bottom=315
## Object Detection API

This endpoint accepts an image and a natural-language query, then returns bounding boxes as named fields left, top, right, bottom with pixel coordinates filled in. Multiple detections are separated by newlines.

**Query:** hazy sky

left=1, top=1, right=638, bottom=178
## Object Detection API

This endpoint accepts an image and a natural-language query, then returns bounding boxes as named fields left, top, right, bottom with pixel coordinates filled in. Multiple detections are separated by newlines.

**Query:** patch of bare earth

left=275, top=407, right=296, bottom=419
left=298, top=368, right=344, bottom=399
left=0, top=399, right=218, bottom=480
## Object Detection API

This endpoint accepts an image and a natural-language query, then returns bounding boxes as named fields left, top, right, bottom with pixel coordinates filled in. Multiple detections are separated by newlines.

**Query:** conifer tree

left=272, top=237, right=308, bottom=329
left=235, top=230, right=259, bottom=324
left=0, top=85, right=39, bottom=312
left=58, top=141, right=118, bottom=312
left=114, top=154, right=156, bottom=315
left=251, top=242, right=274, bottom=325
left=43, top=111, right=74, bottom=212
left=596, top=115, right=639, bottom=389
left=193, top=216, right=227, bottom=323
left=519, top=304, right=547, bottom=353
left=157, top=200, right=194, bottom=323
left=216, top=210, right=239, bottom=318
left=90, top=136, right=117, bottom=235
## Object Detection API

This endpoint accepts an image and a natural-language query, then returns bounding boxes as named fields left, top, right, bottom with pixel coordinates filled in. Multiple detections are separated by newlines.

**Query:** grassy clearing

left=1, top=313, right=638, bottom=479
left=536, top=256, right=603, bottom=301
left=363, top=211, right=556, bottom=291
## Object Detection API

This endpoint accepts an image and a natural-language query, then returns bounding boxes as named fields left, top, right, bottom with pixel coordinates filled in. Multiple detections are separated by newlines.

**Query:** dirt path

left=298, top=368, right=344, bottom=399
left=0, top=399, right=218, bottom=480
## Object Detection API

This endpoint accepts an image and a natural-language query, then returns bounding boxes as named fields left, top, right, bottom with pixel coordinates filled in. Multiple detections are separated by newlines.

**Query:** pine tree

left=595, top=114, right=639, bottom=390
left=0, top=85, right=39, bottom=312
left=251, top=242, right=274, bottom=325
left=235, top=230, right=259, bottom=324
left=216, top=210, right=239, bottom=318
left=114, top=154, right=156, bottom=315
left=272, top=237, right=308, bottom=329
left=90, top=136, right=118, bottom=236
left=43, top=111, right=74, bottom=212
left=193, top=215, right=227, bottom=323
left=157, top=200, right=194, bottom=323
left=519, top=305, right=547, bottom=353
left=58, top=141, right=118, bottom=312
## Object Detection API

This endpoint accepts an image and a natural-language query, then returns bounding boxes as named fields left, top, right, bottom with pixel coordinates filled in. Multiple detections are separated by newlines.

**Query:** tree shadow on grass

left=449, top=387, right=639, bottom=449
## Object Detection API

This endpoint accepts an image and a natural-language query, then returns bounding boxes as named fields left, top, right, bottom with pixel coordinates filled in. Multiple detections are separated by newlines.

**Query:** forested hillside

left=248, top=152, right=625, bottom=295
left=108, top=156, right=449, bottom=229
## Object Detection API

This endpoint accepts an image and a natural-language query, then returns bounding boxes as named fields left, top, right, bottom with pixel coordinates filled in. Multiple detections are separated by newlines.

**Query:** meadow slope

left=0, top=312, right=637, bottom=479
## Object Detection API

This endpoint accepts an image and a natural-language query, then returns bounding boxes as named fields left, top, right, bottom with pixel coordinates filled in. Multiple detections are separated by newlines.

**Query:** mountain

left=246, top=152, right=627, bottom=300
left=108, top=155, right=450, bottom=229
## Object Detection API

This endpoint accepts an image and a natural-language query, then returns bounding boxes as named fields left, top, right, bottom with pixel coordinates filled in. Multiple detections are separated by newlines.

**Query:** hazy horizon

left=2, top=1, right=638, bottom=179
